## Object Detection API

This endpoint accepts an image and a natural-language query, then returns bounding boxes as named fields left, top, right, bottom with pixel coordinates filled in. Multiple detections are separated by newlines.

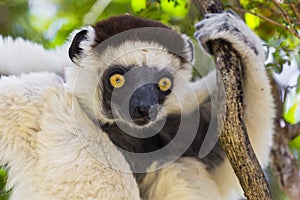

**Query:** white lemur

left=0, top=11, right=274, bottom=200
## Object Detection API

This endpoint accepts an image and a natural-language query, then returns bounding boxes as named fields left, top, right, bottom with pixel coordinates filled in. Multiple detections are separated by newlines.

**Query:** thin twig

left=255, top=2, right=300, bottom=31
left=271, top=0, right=298, bottom=33
left=272, top=0, right=290, bottom=21
left=288, top=123, right=300, bottom=140
left=290, top=2, right=300, bottom=23
left=231, top=6, right=300, bottom=40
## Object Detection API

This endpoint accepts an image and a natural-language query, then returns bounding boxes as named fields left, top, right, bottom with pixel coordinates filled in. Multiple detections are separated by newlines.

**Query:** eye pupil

left=158, top=77, right=172, bottom=92
left=110, top=74, right=125, bottom=88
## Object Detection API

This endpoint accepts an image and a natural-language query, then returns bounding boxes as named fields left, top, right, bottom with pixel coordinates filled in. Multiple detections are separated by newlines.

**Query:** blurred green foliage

left=0, top=168, right=9, bottom=200
left=0, top=0, right=199, bottom=48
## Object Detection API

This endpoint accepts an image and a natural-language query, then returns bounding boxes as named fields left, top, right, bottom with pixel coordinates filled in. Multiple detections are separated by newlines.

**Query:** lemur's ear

left=69, top=29, right=88, bottom=63
left=181, top=34, right=194, bottom=64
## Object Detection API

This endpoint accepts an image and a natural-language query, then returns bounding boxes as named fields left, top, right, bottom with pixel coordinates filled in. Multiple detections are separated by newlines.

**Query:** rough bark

left=270, top=79, right=300, bottom=200
left=288, top=123, right=300, bottom=140
left=192, top=0, right=273, bottom=199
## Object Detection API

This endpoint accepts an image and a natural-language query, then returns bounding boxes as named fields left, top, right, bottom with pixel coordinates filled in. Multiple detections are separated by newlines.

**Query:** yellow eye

left=158, top=77, right=172, bottom=92
left=110, top=74, right=125, bottom=88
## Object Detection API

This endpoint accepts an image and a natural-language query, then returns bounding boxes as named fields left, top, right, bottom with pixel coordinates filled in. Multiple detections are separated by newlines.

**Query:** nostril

left=135, top=106, right=150, bottom=118
left=135, top=106, right=142, bottom=115
left=130, top=103, right=160, bottom=125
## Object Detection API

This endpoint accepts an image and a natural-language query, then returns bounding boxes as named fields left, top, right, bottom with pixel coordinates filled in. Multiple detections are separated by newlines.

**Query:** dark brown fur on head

left=69, top=15, right=193, bottom=64
left=93, top=15, right=170, bottom=44
left=92, top=15, right=192, bottom=63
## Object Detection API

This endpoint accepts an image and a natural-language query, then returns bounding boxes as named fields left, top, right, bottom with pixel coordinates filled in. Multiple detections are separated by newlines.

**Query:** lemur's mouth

left=133, top=117, right=152, bottom=126
left=131, top=104, right=159, bottom=126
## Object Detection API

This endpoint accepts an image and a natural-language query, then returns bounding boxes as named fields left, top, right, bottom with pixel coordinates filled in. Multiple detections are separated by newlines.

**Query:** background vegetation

left=0, top=0, right=299, bottom=199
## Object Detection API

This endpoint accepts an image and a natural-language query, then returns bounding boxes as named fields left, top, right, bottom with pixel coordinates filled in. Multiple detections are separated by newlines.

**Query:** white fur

left=0, top=36, right=74, bottom=75
left=140, top=157, right=225, bottom=200
left=0, top=73, right=140, bottom=200
left=0, top=12, right=275, bottom=200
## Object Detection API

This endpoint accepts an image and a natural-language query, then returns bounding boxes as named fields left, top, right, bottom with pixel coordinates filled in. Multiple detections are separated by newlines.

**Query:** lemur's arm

left=0, top=36, right=74, bottom=75
left=194, top=10, right=275, bottom=197
left=0, top=73, right=140, bottom=199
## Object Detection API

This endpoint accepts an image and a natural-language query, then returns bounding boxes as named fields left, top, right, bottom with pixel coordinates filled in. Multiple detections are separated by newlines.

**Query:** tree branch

left=290, top=2, right=300, bottom=23
left=192, top=0, right=273, bottom=199
left=270, top=79, right=300, bottom=200
left=230, top=6, right=300, bottom=40
left=271, top=0, right=299, bottom=35
left=288, top=122, right=300, bottom=140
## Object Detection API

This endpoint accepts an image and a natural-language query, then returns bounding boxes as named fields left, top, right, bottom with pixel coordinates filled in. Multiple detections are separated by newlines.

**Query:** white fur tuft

left=0, top=73, right=140, bottom=200
left=0, top=36, right=75, bottom=75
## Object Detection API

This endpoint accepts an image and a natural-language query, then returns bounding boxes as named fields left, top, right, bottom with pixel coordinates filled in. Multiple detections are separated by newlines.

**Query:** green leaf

left=273, top=64, right=283, bottom=74
left=289, top=135, right=300, bottom=148
left=245, top=12, right=260, bottom=30
left=0, top=168, right=9, bottom=200
left=159, top=0, right=189, bottom=19
left=297, top=75, right=300, bottom=94
left=131, top=0, right=147, bottom=13
left=0, top=168, right=6, bottom=188
left=284, top=101, right=300, bottom=124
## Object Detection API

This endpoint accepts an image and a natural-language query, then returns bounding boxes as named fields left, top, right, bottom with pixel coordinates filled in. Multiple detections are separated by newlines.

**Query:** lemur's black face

left=102, top=65, right=173, bottom=126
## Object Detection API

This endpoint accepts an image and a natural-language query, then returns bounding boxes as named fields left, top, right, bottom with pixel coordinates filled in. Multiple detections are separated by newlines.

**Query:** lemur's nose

left=129, top=84, right=159, bottom=125
left=134, top=105, right=150, bottom=118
